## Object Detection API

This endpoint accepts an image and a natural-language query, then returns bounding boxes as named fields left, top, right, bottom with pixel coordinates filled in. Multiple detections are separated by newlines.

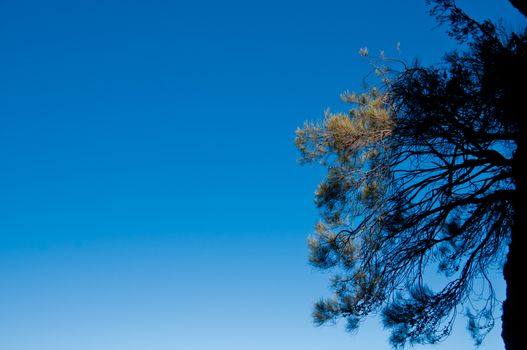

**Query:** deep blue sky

left=0, top=1, right=524, bottom=349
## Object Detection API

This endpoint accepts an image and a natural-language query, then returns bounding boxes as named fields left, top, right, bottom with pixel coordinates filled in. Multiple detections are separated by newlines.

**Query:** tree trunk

left=502, top=219, right=524, bottom=350
left=502, top=138, right=526, bottom=350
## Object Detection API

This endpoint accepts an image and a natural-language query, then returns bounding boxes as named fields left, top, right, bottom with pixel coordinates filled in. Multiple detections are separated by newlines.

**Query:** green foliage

left=295, top=88, right=394, bottom=226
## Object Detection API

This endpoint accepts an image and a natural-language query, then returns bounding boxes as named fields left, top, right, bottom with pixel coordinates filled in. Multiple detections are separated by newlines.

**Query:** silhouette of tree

left=296, top=1, right=526, bottom=349
left=509, top=0, right=527, bottom=17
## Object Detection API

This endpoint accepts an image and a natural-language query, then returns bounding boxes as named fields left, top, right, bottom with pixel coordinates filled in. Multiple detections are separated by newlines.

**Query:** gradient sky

left=0, top=1, right=524, bottom=349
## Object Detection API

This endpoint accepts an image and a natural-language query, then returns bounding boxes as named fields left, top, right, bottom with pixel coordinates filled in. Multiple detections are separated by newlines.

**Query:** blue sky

left=0, top=1, right=524, bottom=349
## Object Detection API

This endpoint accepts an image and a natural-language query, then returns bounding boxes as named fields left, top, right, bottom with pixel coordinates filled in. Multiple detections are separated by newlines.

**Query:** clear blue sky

left=0, top=1, right=524, bottom=349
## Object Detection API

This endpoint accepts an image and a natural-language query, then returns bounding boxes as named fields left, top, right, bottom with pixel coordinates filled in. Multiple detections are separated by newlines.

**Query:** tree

left=295, top=1, right=526, bottom=349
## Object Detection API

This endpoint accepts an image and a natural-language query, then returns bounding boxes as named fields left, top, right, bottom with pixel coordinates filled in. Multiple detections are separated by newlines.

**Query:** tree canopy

left=296, top=1, right=526, bottom=349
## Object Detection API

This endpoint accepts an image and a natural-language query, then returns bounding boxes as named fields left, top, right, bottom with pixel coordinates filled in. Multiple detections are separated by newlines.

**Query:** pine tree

left=296, top=1, right=526, bottom=348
